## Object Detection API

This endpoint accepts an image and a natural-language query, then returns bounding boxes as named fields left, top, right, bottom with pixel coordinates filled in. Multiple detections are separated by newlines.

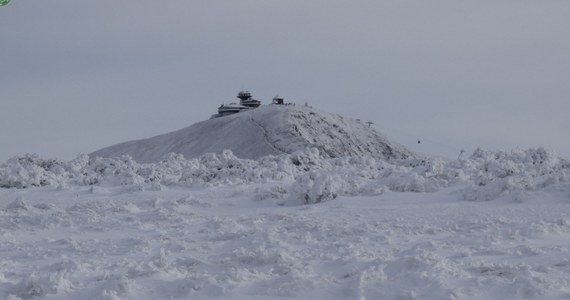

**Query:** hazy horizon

left=2, top=0, right=569, bottom=162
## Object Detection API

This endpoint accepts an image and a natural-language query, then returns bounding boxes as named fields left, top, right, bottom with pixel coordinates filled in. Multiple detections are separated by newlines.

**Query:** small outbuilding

left=272, top=96, right=284, bottom=105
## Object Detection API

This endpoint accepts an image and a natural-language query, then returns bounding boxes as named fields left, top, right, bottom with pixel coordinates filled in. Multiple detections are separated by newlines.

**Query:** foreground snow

left=1, top=148, right=570, bottom=299
left=2, top=184, right=570, bottom=299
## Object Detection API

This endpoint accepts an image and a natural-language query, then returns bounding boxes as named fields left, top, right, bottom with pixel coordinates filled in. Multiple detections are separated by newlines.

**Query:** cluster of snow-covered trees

left=1, top=148, right=568, bottom=204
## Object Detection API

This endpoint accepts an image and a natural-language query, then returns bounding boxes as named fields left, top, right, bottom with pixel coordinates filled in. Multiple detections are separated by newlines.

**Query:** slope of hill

left=90, top=105, right=412, bottom=162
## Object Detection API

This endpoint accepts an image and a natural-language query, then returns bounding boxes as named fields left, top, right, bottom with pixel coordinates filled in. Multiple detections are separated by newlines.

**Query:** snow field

left=1, top=185, right=570, bottom=299
left=1, top=147, right=570, bottom=299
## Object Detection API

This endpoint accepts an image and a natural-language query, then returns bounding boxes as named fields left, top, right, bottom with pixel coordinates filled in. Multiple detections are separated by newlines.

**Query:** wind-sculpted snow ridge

left=1, top=147, right=569, bottom=203
left=90, top=105, right=412, bottom=162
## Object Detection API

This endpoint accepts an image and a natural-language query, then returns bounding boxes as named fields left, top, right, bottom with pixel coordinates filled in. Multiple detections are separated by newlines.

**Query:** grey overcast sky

left=1, top=0, right=570, bottom=162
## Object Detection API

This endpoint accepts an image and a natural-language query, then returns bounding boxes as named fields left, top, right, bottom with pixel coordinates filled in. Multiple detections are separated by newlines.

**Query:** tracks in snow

left=249, top=110, right=288, bottom=155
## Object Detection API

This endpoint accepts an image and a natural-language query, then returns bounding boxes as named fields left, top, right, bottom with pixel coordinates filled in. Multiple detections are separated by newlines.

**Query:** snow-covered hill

left=90, top=105, right=412, bottom=163
left=4, top=106, right=570, bottom=299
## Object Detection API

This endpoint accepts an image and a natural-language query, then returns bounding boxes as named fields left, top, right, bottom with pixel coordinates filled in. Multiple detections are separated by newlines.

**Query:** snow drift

left=90, top=105, right=412, bottom=163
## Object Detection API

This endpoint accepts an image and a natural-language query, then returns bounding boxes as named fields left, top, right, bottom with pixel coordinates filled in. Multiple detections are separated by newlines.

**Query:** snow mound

left=90, top=105, right=412, bottom=163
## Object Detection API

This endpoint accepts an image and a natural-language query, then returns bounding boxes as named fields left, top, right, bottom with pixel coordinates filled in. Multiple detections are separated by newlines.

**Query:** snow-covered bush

left=288, top=171, right=346, bottom=205
left=289, top=148, right=329, bottom=171
left=0, top=150, right=306, bottom=189
left=0, top=154, right=68, bottom=188
left=460, top=148, right=569, bottom=201
left=1, top=147, right=568, bottom=204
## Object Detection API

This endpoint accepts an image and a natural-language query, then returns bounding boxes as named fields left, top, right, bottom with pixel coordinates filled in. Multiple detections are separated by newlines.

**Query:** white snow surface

left=90, top=105, right=412, bottom=163
left=1, top=147, right=570, bottom=299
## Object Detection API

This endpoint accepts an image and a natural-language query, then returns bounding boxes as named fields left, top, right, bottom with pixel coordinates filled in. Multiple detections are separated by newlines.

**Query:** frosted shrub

left=0, top=154, right=66, bottom=188
left=461, top=148, right=570, bottom=201
left=86, top=155, right=146, bottom=186
left=1, top=148, right=568, bottom=203
left=467, top=148, right=568, bottom=181
left=375, top=157, right=451, bottom=193
left=257, top=155, right=296, bottom=181
left=289, top=148, right=329, bottom=171
left=288, top=171, right=346, bottom=205
left=385, top=172, right=440, bottom=193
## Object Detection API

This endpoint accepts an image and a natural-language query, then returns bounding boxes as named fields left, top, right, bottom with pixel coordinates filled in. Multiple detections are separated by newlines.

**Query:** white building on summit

left=237, top=91, right=261, bottom=108
left=216, top=91, right=262, bottom=117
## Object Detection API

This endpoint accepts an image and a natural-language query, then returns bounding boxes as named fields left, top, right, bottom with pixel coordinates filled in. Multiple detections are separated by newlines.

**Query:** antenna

left=458, top=149, right=465, bottom=160
left=365, top=121, right=374, bottom=128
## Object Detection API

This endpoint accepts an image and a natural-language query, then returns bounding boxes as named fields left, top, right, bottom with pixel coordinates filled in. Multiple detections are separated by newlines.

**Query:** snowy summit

left=90, top=100, right=412, bottom=163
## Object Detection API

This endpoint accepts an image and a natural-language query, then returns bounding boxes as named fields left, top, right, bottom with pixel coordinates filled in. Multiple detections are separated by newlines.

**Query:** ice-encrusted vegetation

left=2, top=147, right=568, bottom=203
left=2, top=148, right=570, bottom=300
